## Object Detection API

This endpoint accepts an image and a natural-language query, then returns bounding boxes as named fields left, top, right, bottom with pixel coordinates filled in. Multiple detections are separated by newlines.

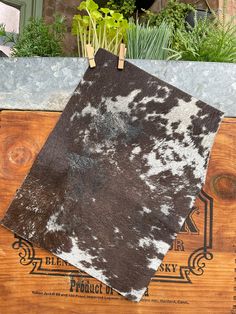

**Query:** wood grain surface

left=0, top=111, right=235, bottom=314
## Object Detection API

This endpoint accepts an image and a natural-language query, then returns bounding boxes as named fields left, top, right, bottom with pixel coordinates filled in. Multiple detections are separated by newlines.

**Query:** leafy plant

left=126, top=21, right=172, bottom=60
left=143, top=0, right=194, bottom=30
left=168, top=14, right=236, bottom=63
left=72, top=0, right=129, bottom=56
left=106, top=0, right=136, bottom=18
left=11, top=15, right=66, bottom=57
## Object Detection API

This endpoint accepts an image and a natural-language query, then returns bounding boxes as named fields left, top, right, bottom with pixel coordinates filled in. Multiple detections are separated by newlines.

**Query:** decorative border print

left=12, top=189, right=213, bottom=284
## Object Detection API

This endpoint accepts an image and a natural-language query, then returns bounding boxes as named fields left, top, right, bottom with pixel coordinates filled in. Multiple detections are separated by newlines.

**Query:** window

left=0, top=0, right=43, bottom=56
left=0, top=1, right=20, bottom=55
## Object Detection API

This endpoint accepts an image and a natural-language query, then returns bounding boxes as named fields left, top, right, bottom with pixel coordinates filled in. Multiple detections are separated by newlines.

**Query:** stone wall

left=43, top=0, right=82, bottom=56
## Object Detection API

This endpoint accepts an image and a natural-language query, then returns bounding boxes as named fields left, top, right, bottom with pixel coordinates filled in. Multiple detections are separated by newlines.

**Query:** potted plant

left=72, top=0, right=129, bottom=56
left=126, top=20, right=172, bottom=59
left=0, top=16, right=66, bottom=57
left=168, top=11, right=236, bottom=63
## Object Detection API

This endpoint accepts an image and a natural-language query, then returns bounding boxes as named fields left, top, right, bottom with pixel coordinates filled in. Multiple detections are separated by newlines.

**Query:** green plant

left=11, top=15, right=66, bottom=57
left=107, top=0, right=136, bottom=18
left=168, top=14, right=236, bottom=62
left=144, top=0, right=194, bottom=30
left=72, top=0, right=129, bottom=56
left=126, top=21, right=172, bottom=60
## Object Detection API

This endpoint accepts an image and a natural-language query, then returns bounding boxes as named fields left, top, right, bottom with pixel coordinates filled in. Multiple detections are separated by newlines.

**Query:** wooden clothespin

left=86, top=44, right=96, bottom=68
left=118, top=43, right=126, bottom=70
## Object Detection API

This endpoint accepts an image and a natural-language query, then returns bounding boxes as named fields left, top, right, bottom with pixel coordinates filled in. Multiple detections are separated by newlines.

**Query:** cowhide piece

left=1, top=49, right=224, bottom=302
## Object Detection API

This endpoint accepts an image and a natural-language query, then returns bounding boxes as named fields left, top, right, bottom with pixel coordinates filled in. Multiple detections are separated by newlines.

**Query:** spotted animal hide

left=1, top=49, right=224, bottom=302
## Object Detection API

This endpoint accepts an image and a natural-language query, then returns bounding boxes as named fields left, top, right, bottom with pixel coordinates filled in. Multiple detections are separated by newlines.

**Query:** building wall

left=219, top=0, right=236, bottom=23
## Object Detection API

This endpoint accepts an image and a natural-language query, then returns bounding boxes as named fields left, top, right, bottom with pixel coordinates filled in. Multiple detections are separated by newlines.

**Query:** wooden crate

left=0, top=111, right=235, bottom=314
